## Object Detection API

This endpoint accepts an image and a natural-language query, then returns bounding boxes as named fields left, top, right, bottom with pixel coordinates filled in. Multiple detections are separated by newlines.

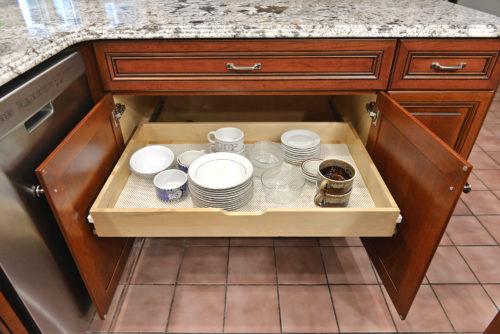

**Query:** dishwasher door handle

left=24, top=102, right=54, bottom=134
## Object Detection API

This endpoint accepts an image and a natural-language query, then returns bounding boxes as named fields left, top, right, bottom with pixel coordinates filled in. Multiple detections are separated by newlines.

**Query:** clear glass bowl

left=248, top=141, right=284, bottom=177
left=261, top=165, right=306, bottom=204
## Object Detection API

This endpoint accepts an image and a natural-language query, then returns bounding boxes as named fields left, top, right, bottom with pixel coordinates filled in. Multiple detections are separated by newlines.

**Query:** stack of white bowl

left=188, top=152, right=254, bottom=211
left=281, top=129, right=321, bottom=165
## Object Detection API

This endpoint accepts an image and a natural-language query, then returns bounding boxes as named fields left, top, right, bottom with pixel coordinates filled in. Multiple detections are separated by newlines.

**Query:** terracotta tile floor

left=87, top=92, right=500, bottom=333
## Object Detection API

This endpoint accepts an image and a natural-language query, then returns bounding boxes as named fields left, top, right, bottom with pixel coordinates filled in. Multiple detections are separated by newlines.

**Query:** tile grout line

left=365, top=247, right=399, bottom=332
left=318, top=246, right=341, bottom=333
left=222, top=244, right=230, bottom=333
left=163, top=242, right=185, bottom=333
left=122, top=282, right=386, bottom=286
left=428, top=282, right=458, bottom=333
left=373, top=277, right=398, bottom=332
left=272, top=239, right=283, bottom=334
left=106, top=238, right=146, bottom=334
left=450, top=235, right=500, bottom=313
left=469, top=215, right=500, bottom=247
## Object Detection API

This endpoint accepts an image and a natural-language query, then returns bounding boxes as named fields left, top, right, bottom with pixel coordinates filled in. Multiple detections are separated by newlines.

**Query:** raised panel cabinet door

left=389, top=91, right=493, bottom=159
left=363, top=92, right=471, bottom=320
left=36, top=94, right=131, bottom=319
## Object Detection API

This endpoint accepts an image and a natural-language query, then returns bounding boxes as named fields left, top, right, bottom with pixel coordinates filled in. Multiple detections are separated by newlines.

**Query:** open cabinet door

left=36, top=94, right=131, bottom=319
left=363, top=92, right=471, bottom=319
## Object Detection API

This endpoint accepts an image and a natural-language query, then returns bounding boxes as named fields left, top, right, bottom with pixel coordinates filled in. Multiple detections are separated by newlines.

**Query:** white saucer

left=281, top=129, right=321, bottom=149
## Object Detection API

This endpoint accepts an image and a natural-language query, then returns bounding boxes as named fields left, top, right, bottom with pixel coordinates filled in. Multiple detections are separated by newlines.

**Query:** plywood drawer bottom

left=90, top=122, right=399, bottom=237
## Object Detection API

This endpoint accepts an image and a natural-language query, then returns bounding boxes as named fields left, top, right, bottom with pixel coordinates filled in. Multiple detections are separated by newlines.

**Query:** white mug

left=207, top=127, right=244, bottom=153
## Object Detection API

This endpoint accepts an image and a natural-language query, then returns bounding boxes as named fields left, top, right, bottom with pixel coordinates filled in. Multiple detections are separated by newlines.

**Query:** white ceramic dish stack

left=281, top=129, right=321, bottom=165
left=300, top=158, right=323, bottom=183
left=188, top=152, right=254, bottom=211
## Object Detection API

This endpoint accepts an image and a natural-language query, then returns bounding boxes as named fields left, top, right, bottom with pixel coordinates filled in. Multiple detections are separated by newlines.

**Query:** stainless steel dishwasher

left=0, top=51, right=95, bottom=333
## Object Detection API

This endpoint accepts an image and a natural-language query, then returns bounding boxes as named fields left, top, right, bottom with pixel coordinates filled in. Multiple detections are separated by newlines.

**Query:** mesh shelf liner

left=115, top=144, right=375, bottom=211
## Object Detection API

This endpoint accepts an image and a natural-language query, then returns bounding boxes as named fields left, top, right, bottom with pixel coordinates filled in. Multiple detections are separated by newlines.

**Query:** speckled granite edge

left=2, top=23, right=499, bottom=87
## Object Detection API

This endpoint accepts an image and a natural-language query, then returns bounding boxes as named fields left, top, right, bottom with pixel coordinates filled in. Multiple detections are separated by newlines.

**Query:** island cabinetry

left=93, top=39, right=397, bottom=93
left=389, top=39, right=500, bottom=158
left=38, top=38, right=485, bottom=320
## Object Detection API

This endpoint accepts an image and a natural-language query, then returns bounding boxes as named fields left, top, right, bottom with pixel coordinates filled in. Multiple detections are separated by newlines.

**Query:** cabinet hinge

left=366, top=102, right=379, bottom=126
left=112, top=103, right=126, bottom=125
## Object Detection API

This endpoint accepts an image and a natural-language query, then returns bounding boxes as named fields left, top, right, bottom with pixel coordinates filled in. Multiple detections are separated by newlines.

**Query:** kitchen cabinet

left=389, top=91, right=493, bottom=158
left=93, top=40, right=397, bottom=93
left=36, top=94, right=132, bottom=319
left=37, top=38, right=498, bottom=321
left=390, top=39, right=500, bottom=90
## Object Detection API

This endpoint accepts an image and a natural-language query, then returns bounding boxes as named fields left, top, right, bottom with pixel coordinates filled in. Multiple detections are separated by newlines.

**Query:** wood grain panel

left=390, top=39, right=500, bottom=90
left=93, top=39, right=396, bottom=93
left=363, top=92, right=471, bottom=319
left=0, top=290, right=29, bottom=334
left=389, top=91, right=493, bottom=159
left=36, top=94, right=131, bottom=319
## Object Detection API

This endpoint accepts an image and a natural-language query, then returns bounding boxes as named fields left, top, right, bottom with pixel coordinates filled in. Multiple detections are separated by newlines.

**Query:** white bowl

left=129, top=145, right=174, bottom=177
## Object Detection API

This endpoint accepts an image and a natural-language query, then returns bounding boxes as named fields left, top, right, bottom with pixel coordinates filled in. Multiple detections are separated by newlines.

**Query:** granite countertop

left=1, top=0, right=500, bottom=86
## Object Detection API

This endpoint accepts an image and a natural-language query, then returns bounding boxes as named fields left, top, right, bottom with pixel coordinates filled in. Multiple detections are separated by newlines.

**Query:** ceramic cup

left=314, top=188, right=352, bottom=207
left=154, top=169, right=188, bottom=202
left=316, top=159, right=356, bottom=195
left=207, top=127, right=244, bottom=153
left=314, top=159, right=356, bottom=208
left=177, top=150, right=207, bottom=172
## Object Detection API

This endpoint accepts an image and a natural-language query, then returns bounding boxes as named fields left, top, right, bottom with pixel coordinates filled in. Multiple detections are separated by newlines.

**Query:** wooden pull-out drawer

left=90, top=122, right=400, bottom=237
left=93, top=40, right=396, bottom=93
left=390, top=39, right=500, bottom=90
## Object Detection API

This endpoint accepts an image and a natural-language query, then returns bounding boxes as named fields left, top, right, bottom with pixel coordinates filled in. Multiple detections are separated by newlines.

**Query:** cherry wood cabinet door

left=0, top=290, right=29, bottom=334
left=363, top=92, right=471, bottom=319
left=36, top=94, right=131, bottom=319
left=389, top=91, right=493, bottom=159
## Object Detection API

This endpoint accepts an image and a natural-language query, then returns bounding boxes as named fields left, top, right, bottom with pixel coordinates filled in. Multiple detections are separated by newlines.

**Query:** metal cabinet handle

left=430, top=62, right=467, bottom=71
left=226, top=63, right=262, bottom=71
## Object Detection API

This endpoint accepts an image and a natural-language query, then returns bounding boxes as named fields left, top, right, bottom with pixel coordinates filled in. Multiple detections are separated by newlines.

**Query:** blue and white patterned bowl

left=153, top=170, right=188, bottom=202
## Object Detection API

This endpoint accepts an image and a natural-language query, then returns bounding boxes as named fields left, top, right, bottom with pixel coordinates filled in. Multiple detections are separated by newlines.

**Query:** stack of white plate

left=281, top=129, right=321, bottom=165
left=188, top=152, right=254, bottom=211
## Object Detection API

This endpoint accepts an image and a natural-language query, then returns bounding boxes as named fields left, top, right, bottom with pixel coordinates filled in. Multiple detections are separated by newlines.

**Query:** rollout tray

left=89, top=122, right=399, bottom=237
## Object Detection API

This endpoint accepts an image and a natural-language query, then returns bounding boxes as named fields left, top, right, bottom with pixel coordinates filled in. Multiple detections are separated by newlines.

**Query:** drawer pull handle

left=430, top=62, right=467, bottom=71
left=226, top=63, right=262, bottom=71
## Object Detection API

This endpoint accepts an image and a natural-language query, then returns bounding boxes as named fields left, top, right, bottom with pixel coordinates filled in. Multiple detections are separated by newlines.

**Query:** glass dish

left=248, top=141, right=284, bottom=177
left=261, top=165, right=306, bottom=204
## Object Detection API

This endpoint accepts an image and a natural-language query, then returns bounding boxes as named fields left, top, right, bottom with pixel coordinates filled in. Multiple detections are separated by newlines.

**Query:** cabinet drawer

left=390, top=39, right=500, bottom=90
left=93, top=40, right=396, bottom=93
left=90, top=122, right=399, bottom=237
